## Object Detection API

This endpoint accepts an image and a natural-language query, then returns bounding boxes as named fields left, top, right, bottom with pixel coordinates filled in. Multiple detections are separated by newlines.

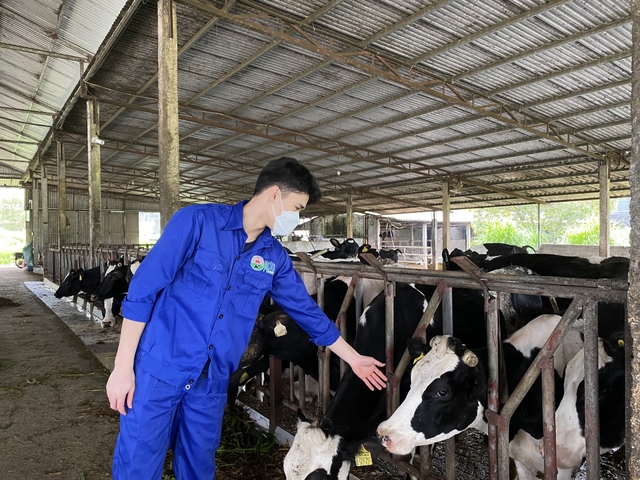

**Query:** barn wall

left=27, top=186, right=160, bottom=256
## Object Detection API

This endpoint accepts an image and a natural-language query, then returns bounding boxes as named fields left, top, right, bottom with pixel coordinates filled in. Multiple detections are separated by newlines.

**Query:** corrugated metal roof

left=3, top=0, right=632, bottom=214
left=0, top=0, right=129, bottom=174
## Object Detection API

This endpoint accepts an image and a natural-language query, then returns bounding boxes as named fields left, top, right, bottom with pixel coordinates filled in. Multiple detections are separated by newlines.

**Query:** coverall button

left=219, top=314, right=224, bottom=319
left=185, top=384, right=191, bottom=390
left=209, top=345, right=213, bottom=349
left=189, top=379, right=194, bottom=384
left=236, top=256, right=241, bottom=260
left=227, top=286, right=232, bottom=290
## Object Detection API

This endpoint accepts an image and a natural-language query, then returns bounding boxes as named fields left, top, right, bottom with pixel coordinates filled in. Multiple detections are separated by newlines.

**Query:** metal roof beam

left=410, top=0, right=571, bottom=65
left=550, top=101, right=630, bottom=122
left=0, top=106, right=57, bottom=116
left=176, top=0, right=626, bottom=166
left=519, top=78, right=630, bottom=110
left=449, top=17, right=630, bottom=82
left=488, top=50, right=631, bottom=97
left=184, top=0, right=460, bottom=157
left=0, top=42, right=89, bottom=62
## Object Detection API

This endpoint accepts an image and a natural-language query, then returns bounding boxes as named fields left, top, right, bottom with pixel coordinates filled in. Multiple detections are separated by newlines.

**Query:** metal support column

left=431, top=214, right=437, bottom=269
left=422, top=222, right=428, bottom=268
left=158, top=0, right=181, bottom=230
left=599, top=160, right=610, bottom=257
left=583, top=300, right=600, bottom=479
left=442, top=180, right=451, bottom=252
left=629, top=1, right=640, bottom=477
left=385, top=280, right=395, bottom=419
left=346, top=193, right=353, bottom=238
left=87, top=98, right=102, bottom=266
left=537, top=203, right=542, bottom=250
left=442, top=284, right=455, bottom=480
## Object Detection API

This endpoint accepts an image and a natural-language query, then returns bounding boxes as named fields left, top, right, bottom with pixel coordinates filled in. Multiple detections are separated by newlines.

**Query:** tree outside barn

left=471, top=199, right=630, bottom=249
left=0, top=188, right=25, bottom=265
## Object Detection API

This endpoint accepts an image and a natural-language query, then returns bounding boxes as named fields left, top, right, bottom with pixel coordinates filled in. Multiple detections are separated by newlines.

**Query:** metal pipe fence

left=286, top=255, right=626, bottom=480
left=42, top=244, right=627, bottom=480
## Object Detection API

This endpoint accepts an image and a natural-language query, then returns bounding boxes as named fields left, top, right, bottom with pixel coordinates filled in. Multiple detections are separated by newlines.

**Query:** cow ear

left=330, top=238, right=340, bottom=248
left=361, top=438, right=385, bottom=460
left=407, top=338, right=428, bottom=363
left=296, top=408, right=309, bottom=424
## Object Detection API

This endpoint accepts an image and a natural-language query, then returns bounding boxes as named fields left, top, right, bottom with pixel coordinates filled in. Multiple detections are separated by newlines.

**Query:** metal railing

left=271, top=254, right=627, bottom=480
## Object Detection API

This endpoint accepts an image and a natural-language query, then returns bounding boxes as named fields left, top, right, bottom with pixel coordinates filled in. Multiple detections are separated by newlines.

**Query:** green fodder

left=216, top=403, right=277, bottom=466
left=162, top=403, right=277, bottom=479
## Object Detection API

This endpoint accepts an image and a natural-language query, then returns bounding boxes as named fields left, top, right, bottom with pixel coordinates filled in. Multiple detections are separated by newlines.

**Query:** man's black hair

left=254, top=157, right=322, bottom=205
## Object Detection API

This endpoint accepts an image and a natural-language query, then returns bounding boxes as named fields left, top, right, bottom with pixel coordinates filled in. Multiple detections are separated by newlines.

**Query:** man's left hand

left=350, top=355, right=387, bottom=391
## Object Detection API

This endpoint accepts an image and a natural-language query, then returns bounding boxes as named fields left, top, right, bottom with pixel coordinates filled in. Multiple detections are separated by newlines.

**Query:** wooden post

left=422, top=222, right=428, bottom=268
left=346, top=193, right=353, bottom=238
left=538, top=203, right=542, bottom=250
left=442, top=180, right=451, bottom=252
left=41, top=164, right=49, bottom=246
left=158, top=0, right=181, bottom=230
left=87, top=98, right=102, bottom=266
left=32, top=178, right=39, bottom=257
left=41, top=163, right=49, bottom=275
left=57, top=142, right=67, bottom=274
left=599, top=160, right=610, bottom=257
left=627, top=0, right=640, bottom=477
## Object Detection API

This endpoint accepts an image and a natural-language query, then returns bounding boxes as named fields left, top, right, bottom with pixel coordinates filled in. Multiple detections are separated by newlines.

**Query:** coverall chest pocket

left=232, top=271, right=273, bottom=314
left=185, top=248, right=227, bottom=299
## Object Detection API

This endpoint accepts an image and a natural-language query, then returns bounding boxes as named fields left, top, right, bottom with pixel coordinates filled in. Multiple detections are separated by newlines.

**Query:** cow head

left=284, top=410, right=384, bottom=480
left=91, top=262, right=128, bottom=302
left=54, top=269, right=81, bottom=298
left=376, top=336, right=486, bottom=455
left=330, top=238, right=359, bottom=258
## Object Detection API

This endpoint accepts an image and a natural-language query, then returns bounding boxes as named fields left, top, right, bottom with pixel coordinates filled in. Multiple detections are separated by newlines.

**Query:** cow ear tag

left=618, top=339, right=625, bottom=347
left=79, top=275, right=83, bottom=281
left=274, top=321, right=287, bottom=337
left=354, top=444, right=373, bottom=467
left=413, top=352, right=425, bottom=365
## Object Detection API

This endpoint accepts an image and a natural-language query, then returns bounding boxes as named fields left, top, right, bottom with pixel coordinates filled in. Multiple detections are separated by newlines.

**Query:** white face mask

left=271, top=191, right=300, bottom=236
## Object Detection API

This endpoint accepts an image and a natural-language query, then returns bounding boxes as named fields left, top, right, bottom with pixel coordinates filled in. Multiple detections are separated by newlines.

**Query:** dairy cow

left=91, top=259, right=142, bottom=328
left=376, top=312, right=621, bottom=480
left=283, top=282, right=492, bottom=480
left=54, top=266, right=102, bottom=299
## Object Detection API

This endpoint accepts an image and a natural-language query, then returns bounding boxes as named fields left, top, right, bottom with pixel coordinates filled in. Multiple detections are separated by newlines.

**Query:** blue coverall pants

left=112, top=366, right=228, bottom=480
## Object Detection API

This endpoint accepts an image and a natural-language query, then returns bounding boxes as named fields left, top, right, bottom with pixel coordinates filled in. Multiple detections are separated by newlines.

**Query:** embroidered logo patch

left=264, top=261, right=276, bottom=275
left=250, top=255, right=265, bottom=271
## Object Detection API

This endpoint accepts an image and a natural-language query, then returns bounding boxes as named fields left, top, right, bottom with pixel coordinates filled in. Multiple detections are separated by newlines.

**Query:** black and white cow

left=483, top=253, right=629, bottom=280
left=91, top=259, right=142, bottom=328
left=283, top=282, right=492, bottom=480
left=376, top=312, right=621, bottom=480
left=54, top=266, right=102, bottom=299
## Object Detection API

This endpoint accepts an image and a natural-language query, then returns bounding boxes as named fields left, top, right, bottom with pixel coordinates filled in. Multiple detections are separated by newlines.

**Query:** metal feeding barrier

left=261, top=253, right=627, bottom=480
left=41, top=244, right=628, bottom=480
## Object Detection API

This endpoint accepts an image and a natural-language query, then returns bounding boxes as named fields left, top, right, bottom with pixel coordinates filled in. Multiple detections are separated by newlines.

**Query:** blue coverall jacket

left=121, top=200, right=341, bottom=391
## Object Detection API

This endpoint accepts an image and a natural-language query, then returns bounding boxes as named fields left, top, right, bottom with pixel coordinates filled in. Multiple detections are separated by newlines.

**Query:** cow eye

left=436, top=390, right=448, bottom=397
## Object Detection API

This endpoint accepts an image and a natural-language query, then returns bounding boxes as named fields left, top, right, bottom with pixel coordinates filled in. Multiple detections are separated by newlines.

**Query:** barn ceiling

left=1, top=0, right=632, bottom=215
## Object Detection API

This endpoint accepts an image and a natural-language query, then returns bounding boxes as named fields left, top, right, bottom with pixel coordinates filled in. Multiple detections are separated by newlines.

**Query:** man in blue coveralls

left=106, top=157, right=387, bottom=479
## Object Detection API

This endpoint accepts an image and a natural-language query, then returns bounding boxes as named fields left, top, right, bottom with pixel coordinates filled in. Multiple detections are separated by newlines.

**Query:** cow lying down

left=376, top=314, right=625, bottom=480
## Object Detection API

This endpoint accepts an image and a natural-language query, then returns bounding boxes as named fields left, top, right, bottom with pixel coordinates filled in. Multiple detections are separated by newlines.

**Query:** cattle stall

left=1, top=0, right=639, bottom=478
left=252, top=255, right=627, bottom=480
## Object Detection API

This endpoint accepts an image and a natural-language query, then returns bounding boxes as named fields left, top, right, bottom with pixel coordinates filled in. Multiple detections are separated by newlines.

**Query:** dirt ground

left=0, top=265, right=118, bottom=480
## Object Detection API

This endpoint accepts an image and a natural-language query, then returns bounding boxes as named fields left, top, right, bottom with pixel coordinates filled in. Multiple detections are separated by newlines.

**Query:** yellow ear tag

left=354, top=444, right=373, bottom=467
left=239, top=372, right=249, bottom=384
left=413, top=352, right=425, bottom=365
left=78, top=275, right=83, bottom=281
left=618, top=339, right=625, bottom=347
left=362, top=246, right=368, bottom=252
